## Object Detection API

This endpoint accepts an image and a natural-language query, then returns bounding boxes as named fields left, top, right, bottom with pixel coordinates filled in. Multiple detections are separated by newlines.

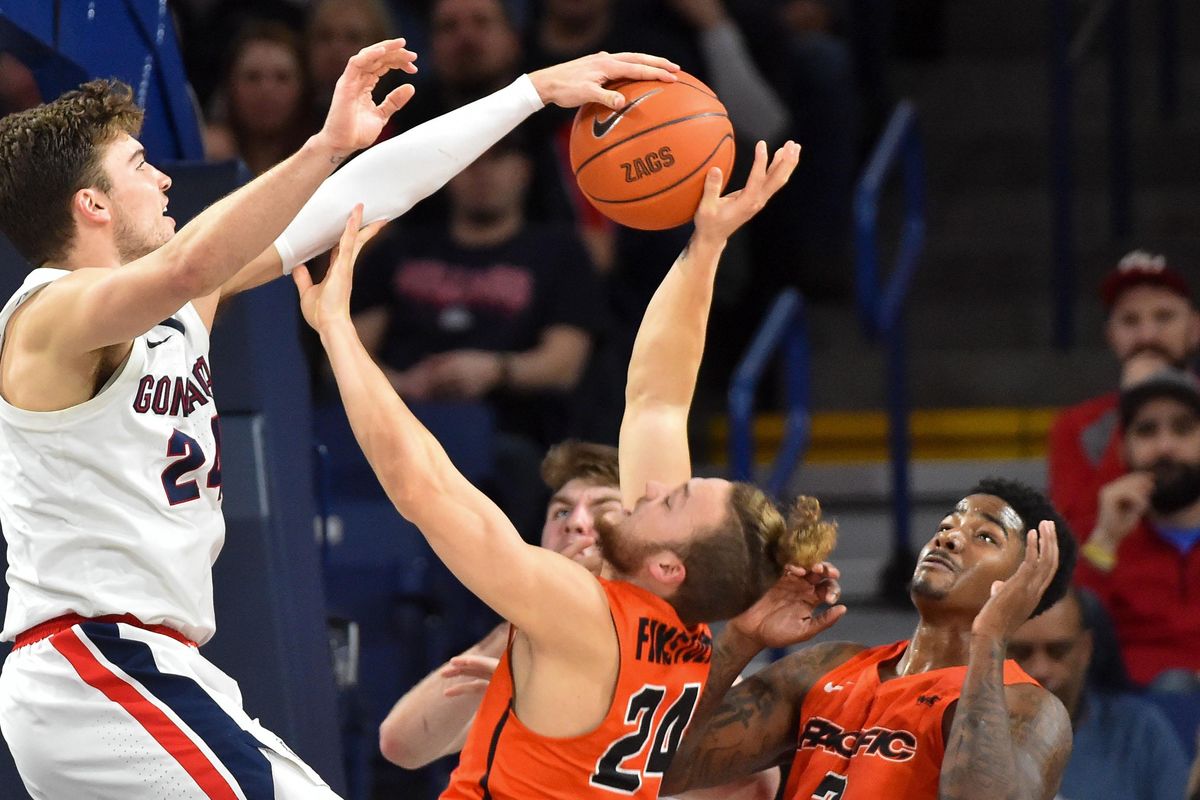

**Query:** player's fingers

left=990, top=579, right=1005, bottom=597
left=747, top=140, right=769, bottom=183
left=764, top=141, right=801, bottom=192
left=448, top=654, right=500, bottom=672
left=333, top=204, right=365, bottom=265
left=818, top=578, right=841, bottom=606
left=346, top=43, right=390, bottom=79
left=784, top=564, right=808, bottom=579
left=443, top=679, right=490, bottom=698
left=1038, top=520, right=1060, bottom=583
left=701, top=167, right=724, bottom=203
left=811, top=603, right=847, bottom=633
left=348, top=219, right=388, bottom=263
left=378, top=84, right=416, bottom=119
left=605, top=52, right=680, bottom=76
left=558, top=536, right=596, bottom=560
left=292, top=265, right=313, bottom=295
left=594, top=87, right=628, bottom=111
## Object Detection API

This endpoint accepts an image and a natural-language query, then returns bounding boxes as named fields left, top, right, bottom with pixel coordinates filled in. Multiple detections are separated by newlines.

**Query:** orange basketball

left=569, top=72, right=734, bottom=230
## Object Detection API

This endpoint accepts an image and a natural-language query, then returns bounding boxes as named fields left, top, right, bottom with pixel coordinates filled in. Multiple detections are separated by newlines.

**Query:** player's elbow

left=378, top=719, right=432, bottom=769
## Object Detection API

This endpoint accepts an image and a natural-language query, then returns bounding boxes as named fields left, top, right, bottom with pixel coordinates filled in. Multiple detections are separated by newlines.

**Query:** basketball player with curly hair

left=663, top=478, right=1079, bottom=800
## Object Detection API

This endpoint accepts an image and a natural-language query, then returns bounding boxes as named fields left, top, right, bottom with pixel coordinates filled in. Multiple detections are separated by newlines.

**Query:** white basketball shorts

left=0, top=619, right=341, bottom=799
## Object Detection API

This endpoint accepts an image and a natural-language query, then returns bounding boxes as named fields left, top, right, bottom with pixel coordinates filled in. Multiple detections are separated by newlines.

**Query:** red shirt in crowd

left=1047, top=392, right=1126, bottom=540
left=1075, top=521, right=1200, bottom=686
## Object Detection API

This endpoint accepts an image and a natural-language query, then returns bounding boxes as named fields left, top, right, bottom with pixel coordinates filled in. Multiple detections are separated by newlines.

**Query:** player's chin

left=908, top=572, right=951, bottom=600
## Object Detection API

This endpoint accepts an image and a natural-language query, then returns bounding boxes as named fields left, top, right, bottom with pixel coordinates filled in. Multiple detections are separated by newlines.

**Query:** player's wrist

left=305, top=132, right=354, bottom=167
left=968, top=630, right=1008, bottom=654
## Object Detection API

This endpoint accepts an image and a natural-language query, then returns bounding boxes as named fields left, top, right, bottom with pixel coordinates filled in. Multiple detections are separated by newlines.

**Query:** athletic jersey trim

left=479, top=705, right=512, bottom=800
left=0, top=269, right=202, bottom=430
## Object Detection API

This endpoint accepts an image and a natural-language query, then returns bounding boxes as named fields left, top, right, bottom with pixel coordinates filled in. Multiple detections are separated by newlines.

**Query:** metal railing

left=1047, top=0, right=1180, bottom=348
left=854, top=100, right=926, bottom=569
left=728, top=289, right=810, bottom=499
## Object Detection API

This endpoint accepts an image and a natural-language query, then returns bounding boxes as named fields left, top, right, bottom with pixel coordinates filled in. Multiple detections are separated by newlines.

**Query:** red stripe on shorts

left=51, top=628, right=241, bottom=800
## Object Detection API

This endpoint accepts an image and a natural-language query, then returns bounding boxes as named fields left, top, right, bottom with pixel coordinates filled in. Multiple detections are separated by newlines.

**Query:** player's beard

left=593, top=512, right=663, bottom=577
left=1148, top=458, right=1200, bottom=515
left=113, top=208, right=171, bottom=263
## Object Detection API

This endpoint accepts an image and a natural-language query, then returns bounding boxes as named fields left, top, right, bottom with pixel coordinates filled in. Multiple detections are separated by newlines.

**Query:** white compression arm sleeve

left=274, top=75, right=545, bottom=272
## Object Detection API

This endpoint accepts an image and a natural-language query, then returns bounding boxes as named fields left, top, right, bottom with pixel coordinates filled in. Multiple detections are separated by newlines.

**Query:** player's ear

left=74, top=187, right=111, bottom=226
left=647, top=550, right=685, bottom=589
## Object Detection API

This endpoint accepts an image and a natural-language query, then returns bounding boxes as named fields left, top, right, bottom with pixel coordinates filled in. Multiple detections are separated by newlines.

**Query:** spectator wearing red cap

left=1048, top=250, right=1200, bottom=540
left=1074, top=366, right=1200, bottom=687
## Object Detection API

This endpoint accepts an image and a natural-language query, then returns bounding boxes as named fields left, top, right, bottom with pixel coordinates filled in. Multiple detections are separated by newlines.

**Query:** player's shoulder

left=765, top=641, right=869, bottom=699
left=1004, top=682, right=1072, bottom=737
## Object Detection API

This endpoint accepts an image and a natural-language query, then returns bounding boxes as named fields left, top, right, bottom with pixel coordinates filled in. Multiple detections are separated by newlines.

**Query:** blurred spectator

left=427, top=0, right=523, bottom=105
left=305, top=0, right=405, bottom=141
left=1075, top=366, right=1200, bottom=687
left=1008, top=589, right=1190, bottom=799
left=1049, top=251, right=1200, bottom=538
left=350, top=134, right=606, bottom=537
left=0, top=52, right=42, bottom=115
left=392, top=0, right=539, bottom=225
left=173, top=0, right=307, bottom=107
left=204, top=21, right=313, bottom=175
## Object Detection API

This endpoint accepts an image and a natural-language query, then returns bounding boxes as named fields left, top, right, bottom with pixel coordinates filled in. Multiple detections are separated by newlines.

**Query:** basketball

left=569, top=71, right=735, bottom=230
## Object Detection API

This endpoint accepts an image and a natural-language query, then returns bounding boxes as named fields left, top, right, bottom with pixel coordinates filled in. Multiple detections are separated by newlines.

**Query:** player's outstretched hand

left=529, top=52, right=679, bottom=111
left=972, top=521, right=1060, bottom=642
left=319, top=39, right=418, bottom=157
left=693, top=140, right=800, bottom=246
left=729, top=562, right=845, bottom=650
left=440, top=654, right=500, bottom=698
left=294, top=205, right=386, bottom=332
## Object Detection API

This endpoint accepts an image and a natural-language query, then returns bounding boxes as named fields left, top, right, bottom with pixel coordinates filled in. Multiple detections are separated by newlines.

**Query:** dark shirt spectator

left=1008, top=589, right=1190, bottom=799
left=351, top=136, right=604, bottom=449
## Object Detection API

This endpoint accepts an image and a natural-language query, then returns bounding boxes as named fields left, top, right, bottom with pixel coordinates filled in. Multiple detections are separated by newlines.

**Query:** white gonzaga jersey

left=0, top=268, right=225, bottom=644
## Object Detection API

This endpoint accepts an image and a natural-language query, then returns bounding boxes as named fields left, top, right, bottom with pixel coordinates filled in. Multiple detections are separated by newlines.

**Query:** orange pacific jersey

left=784, top=640, right=1038, bottom=800
left=441, top=578, right=712, bottom=800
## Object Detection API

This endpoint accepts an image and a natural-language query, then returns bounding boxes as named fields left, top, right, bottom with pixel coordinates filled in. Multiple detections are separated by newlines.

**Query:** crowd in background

left=2, top=1, right=1199, bottom=798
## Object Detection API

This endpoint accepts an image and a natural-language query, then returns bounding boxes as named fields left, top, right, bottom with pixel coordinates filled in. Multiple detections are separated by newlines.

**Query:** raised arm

left=940, top=522, right=1073, bottom=800
left=40, top=41, right=416, bottom=347
left=619, top=141, right=799, bottom=507
left=214, top=51, right=683, bottom=307
left=296, top=209, right=612, bottom=655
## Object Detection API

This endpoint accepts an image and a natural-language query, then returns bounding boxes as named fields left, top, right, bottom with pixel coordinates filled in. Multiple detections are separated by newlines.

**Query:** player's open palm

left=730, top=563, right=845, bottom=649
left=694, top=140, right=800, bottom=245
left=530, top=52, right=679, bottom=110
left=294, top=205, right=386, bottom=332
left=972, top=521, right=1060, bottom=641
left=321, top=39, right=418, bottom=155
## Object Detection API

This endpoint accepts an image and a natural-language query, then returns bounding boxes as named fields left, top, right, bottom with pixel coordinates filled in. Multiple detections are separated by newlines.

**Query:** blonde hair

left=669, top=484, right=838, bottom=624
